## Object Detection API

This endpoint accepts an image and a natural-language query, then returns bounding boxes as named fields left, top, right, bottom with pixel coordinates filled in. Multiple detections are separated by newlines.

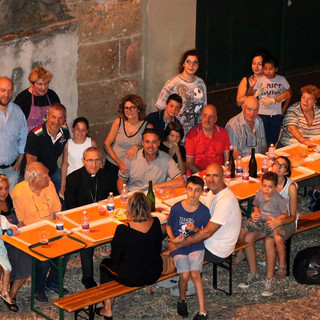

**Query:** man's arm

left=186, top=157, right=202, bottom=174
left=26, top=153, right=38, bottom=165
left=12, top=153, right=24, bottom=172
left=154, top=174, right=185, bottom=190
left=171, top=221, right=221, bottom=250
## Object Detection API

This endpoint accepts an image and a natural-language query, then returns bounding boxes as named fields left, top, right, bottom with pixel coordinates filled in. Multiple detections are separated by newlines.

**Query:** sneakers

left=261, top=278, right=276, bottom=297
left=171, top=281, right=196, bottom=297
left=177, top=300, right=188, bottom=318
left=238, top=272, right=259, bottom=288
left=193, top=312, right=208, bottom=320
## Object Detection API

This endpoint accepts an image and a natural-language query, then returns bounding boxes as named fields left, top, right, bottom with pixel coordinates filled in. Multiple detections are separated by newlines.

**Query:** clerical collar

left=91, top=174, right=96, bottom=177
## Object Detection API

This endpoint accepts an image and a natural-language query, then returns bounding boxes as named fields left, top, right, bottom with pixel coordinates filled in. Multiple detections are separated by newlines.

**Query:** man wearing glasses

left=225, top=96, right=267, bottom=157
left=65, top=147, right=109, bottom=289
left=12, top=162, right=68, bottom=302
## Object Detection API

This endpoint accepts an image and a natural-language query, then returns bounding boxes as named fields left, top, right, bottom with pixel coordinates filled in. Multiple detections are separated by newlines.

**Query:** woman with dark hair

left=236, top=50, right=267, bottom=107
left=60, top=117, right=98, bottom=198
left=159, top=122, right=186, bottom=175
left=155, top=49, right=207, bottom=137
left=97, top=192, right=163, bottom=319
left=267, top=156, right=298, bottom=277
left=104, top=95, right=153, bottom=195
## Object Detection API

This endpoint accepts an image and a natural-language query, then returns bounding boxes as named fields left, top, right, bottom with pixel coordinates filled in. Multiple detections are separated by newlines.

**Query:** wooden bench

left=53, top=240, right=249, bottom=320
left=285, top=210, right=320, bottom=276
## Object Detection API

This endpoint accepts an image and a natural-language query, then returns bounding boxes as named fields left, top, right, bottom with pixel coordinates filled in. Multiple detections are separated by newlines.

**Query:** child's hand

left=251, top=211, right=261, bottom=222
left=261, top=96, right=276, bottom=107
left=266, top=217, right=280, bottom=230
left=186, top=223, right=195, bottom=232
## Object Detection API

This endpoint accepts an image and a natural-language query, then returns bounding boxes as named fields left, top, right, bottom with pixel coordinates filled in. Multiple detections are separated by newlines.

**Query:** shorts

left=243, top=218, right=286, bottom=239
left=173, top=250, right=205, bottom=274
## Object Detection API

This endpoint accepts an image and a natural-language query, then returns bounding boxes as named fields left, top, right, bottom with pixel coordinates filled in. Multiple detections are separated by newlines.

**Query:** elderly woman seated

left=11, top=162, right=68, bottom=302
left=280, top=85, right=320, bottom=147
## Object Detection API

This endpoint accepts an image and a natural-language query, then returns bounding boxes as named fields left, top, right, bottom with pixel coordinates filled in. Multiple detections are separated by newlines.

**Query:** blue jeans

left=35, top=255, right=70, bottom=294
left=50, top=167, right=65, bottom=210
left=259, top=114, right=282, bottom=145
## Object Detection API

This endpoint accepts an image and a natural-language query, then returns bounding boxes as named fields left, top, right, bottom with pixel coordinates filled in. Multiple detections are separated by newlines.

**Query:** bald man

left=0, top=77, right=27, bottom=191
left=171, top=163, right=241, bottom=264
left=185, top=105, right=230, bottom=175
left=225, top=96, right=267, bottom=157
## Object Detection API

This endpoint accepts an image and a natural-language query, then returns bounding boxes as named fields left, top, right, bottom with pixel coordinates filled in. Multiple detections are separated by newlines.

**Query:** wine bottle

left=147, top=180, right=156, bottom=212
left=249, top=148, right=257, bottom=178
left=229, top=146, right=235, bottom=178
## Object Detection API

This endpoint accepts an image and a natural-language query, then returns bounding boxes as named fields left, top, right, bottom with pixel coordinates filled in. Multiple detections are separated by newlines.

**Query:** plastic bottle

left=249, top=148, right=258, bottom=178
left=242, top=163, right=249, bottom=183
left=120, top=184, right=129, bottom=208
left=236, top=155, right=243, bottom=177
left=107, top=192, right=115, bottom=215
left=147, top=180, right=156, bottom=212
left=81, top=211, right=90, bottom=233
left=229, top=146, right=235, bottom=178
left=268, top=144, right=276, bottom=162
left=56, top=212, right=64, bottom=233
left=261, top=156, right=269, bottom=173
left=224, top=161, right=231, bottom=184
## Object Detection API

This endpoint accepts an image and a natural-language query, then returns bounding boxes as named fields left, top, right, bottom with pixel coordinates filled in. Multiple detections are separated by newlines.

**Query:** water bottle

left=261, top=156, right=269, bottom=173
left=224, top=161, right=231, bottom=184
left=268, top=144, right=276, bottom=162
left=249, top=148, right=258, bottom=178
left=120, top=184, right=129, bottom=208
left=229, top=146, right=235, bottom=178
left=56, top=212, right=64, bottom=233
left=147, top=180, right=156, bottom=212
left=242, top=163, right=249, bottom=183
left=236, top=156, right=243, bottom=177
left=107, top=192, right=115, bottom=214
left=81, top=211, right=90, bottom=233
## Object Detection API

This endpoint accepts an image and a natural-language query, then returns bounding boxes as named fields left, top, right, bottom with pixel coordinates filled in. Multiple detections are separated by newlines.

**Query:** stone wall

left=62, top=0, right=143, bottom=150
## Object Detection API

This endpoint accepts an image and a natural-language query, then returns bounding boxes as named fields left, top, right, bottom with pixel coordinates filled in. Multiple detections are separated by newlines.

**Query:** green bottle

left=147, top=180, right=155, bottom=212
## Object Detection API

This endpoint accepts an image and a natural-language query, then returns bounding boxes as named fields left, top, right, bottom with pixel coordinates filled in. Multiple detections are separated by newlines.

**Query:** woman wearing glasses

left=155, top=49, right=207, bottom=137
left=104, top=94, right=153, bottom=195
left=266, top=156, right=297, bottom=277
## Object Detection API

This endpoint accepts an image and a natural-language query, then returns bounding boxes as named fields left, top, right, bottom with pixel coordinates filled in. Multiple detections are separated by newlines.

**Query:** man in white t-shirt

left=171, top=163, right=241, bottom=263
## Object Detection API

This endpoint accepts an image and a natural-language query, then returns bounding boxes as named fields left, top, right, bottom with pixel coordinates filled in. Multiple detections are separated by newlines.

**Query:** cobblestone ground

left=0, top=190, right=319, bottom=319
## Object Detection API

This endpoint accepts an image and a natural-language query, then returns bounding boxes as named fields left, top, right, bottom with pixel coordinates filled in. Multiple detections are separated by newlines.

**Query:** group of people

left=0, top=47, right=318, bottom=319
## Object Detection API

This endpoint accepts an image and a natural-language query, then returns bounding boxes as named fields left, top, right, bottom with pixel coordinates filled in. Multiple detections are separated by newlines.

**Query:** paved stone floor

left=0, top=190, right=319, bottom=319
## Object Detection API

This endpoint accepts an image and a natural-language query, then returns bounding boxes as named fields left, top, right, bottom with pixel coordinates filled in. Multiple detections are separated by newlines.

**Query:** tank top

left=106, top=118, right=148, bottom=166
left=67, top=137, right=92, bottom=175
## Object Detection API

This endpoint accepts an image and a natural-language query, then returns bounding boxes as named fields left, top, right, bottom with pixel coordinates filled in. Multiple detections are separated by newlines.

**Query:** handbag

left=161, top=253, right=176, bottom=275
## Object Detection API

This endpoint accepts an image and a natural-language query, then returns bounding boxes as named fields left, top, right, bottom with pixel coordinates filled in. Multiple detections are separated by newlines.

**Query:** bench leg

left=285, top=237, right=292, bottom=276
left=211, top=255, right=232, bottom=296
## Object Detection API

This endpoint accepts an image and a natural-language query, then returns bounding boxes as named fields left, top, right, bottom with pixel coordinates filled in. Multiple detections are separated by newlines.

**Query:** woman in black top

left=98, top=192, right=163, bottom=319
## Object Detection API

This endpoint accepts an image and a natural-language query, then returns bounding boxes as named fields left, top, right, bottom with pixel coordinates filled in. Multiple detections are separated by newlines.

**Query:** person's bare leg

left=244, top=231, right=266, bottom=272
left=264, top=236, right=276, bottom=279
left=233, top=228, right=247, bottom=264
left=274, top=236, right=286, bottom=267
left=9, top=278, right=28, bottom=300
left=179, top=272, right=190, bottom=301
left=191, top=270, right=206, bottom=314
left=100, top=298, right=114, bottom=317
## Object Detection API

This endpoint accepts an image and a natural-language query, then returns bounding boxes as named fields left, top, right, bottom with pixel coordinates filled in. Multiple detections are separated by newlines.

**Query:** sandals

left=232, top=251, right=246, bottom=265
left=277, top=265, right=287, bottom=278
left=0, top=292, right=19, bottom=312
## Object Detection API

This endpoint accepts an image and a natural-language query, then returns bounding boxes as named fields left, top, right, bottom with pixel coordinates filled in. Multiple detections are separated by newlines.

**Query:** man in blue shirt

left=0, top=77, right=28, bottom=192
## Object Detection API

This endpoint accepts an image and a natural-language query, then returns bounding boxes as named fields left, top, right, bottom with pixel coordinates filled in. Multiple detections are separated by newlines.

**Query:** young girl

left=0, top=175, right=18, bottom=311
left=60, top=117, right=98, bottom=197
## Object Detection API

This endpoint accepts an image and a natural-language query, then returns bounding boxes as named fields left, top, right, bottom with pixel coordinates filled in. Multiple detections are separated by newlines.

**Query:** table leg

left=30, top=257, right=65, bottom=320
